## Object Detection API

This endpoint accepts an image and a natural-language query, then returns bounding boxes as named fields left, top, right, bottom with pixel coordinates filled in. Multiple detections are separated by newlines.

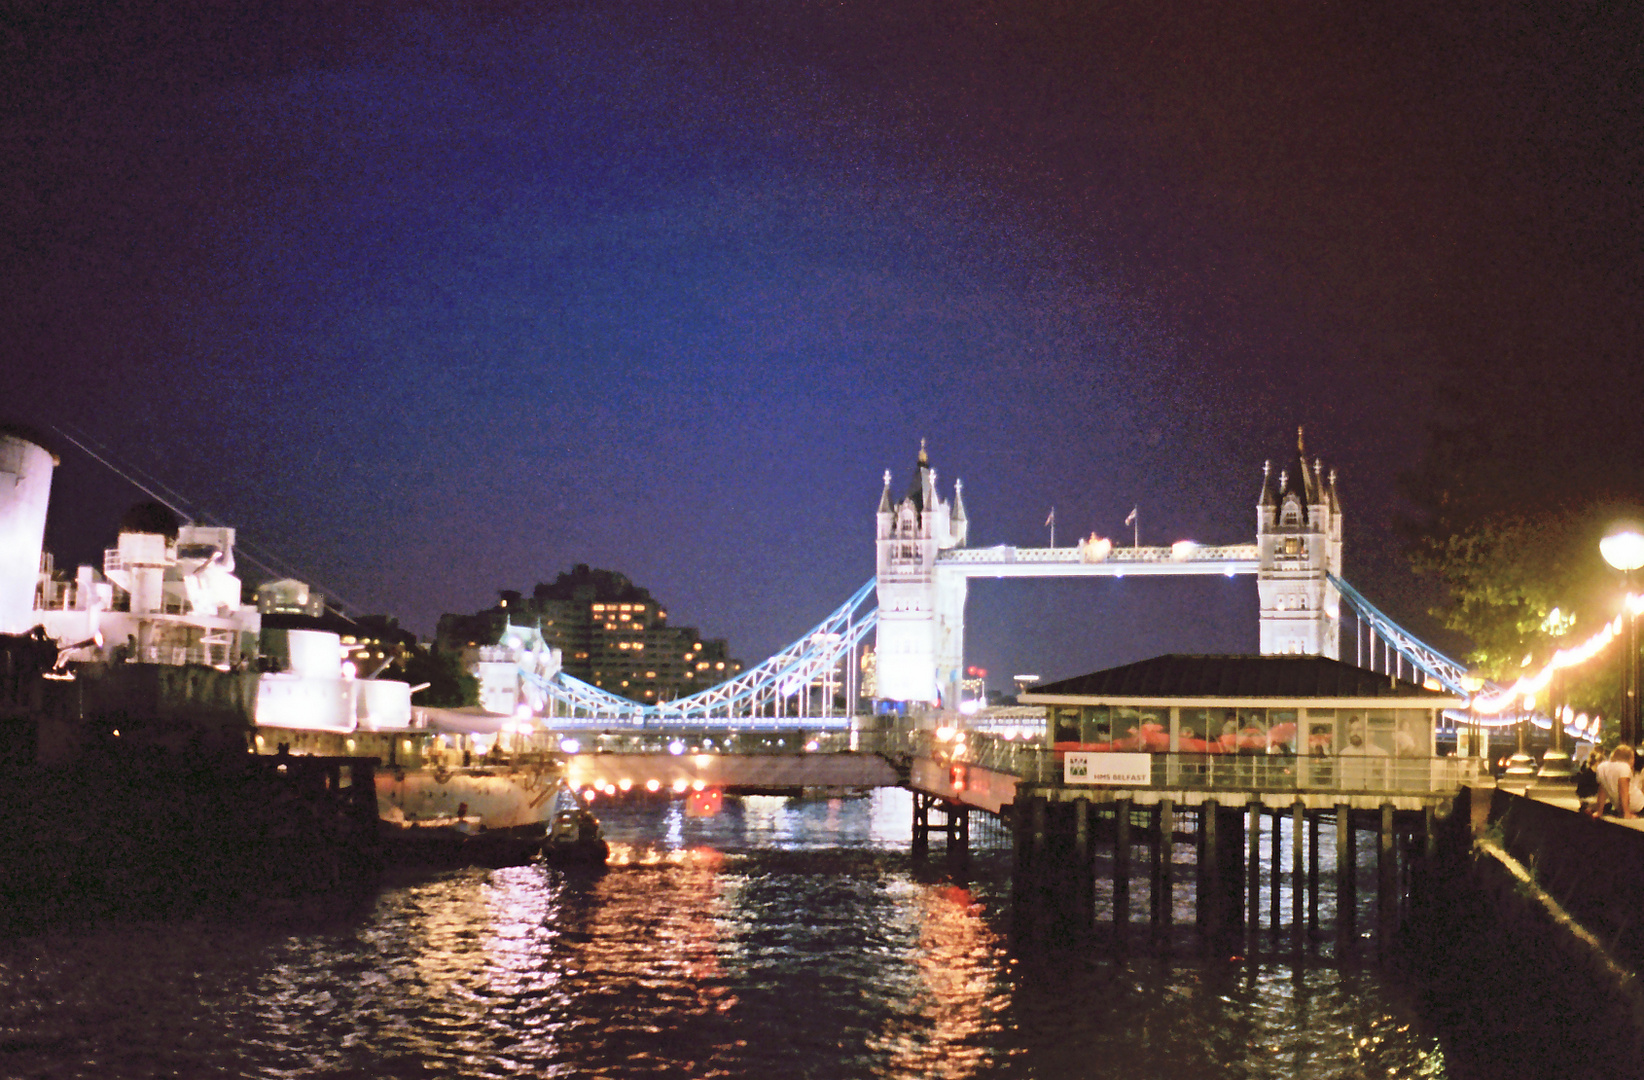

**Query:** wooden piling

left=1308, top=810, right=1321, bottom=937
left=1200, top=799, right=1220, bottom=938
left=1247, top=800, right=1262, bottom=933
left=1336, top=803, right=1354, bottom=942
left=1292, top=801, right=1305, bottom=937
left=1157, top=798, right=1175, bottom=934
left=1269, top=803, right=1281, bottom=933
left=1379, top=802, right=1396, bottom=936
left=1074, top=798, right=1090, bottom=927
left=1114, top=798, right=1131, bottom=934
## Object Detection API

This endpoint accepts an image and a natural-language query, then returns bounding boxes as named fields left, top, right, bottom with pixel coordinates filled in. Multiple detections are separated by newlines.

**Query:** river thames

left=0, top=788, right=1591, bottom=1079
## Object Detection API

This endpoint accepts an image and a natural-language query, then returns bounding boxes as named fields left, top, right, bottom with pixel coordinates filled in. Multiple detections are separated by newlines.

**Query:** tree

left=1401, top=352, right=1644, bottom=724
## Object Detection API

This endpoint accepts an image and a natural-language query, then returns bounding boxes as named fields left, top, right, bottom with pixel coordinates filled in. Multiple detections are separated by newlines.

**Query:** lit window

left=635, top=605, right=645, bottom=613
left=715, top=662, right=725, bottom=670
left=646, top=671, right=656, bottom=678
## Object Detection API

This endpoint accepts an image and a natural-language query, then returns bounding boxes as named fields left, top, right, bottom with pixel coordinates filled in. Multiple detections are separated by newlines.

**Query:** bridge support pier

left=912, top=791, right=970, bottom=859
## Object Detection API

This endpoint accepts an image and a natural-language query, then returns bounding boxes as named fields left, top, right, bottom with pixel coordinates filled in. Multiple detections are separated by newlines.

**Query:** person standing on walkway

left=1591, top=745, right=1643, bottom=818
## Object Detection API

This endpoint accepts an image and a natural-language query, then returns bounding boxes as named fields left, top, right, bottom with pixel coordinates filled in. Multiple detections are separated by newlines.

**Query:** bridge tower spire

left=1256, top=427, right=1343, bottom=658
left=874, top=442, right=968, bottom=707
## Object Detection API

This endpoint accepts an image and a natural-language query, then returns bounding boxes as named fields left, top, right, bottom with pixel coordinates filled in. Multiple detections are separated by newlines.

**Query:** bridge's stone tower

left=874, top=442, right=967, bottom=705
left=872, top=433, right=1344, bottom=709
left=1256, top=429, right=1343, bottom=658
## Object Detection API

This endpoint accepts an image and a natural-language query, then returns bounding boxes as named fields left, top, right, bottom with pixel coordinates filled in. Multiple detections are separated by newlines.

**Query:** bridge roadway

left=937, top=542, right=1259, bottom=577
left=552, top=727, right=1478, bottom=812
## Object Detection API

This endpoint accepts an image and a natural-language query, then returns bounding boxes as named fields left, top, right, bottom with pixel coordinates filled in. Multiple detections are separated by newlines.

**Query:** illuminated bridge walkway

left=515, top=441, right=1522, bottom=736
left=519, top=571, right=1482, bottom=727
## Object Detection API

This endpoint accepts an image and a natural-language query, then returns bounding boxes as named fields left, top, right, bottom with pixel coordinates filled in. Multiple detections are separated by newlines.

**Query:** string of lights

left=1466, top=592, right=1644, bottom=718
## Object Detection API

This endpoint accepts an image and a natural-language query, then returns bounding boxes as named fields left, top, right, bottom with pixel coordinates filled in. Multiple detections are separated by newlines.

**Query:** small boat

left=542, top=807, right=610, bottom=865
left=380, top=818, right=548, bottom=869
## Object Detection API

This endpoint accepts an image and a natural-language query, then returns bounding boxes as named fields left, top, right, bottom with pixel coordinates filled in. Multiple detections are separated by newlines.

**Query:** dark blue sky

left=6, top=2, right=1641, bottom=688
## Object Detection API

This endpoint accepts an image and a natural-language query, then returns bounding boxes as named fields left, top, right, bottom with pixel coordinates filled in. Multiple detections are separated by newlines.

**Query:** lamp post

left=1601, top=529, right=1644, bottom=747
left=1537, top=607, right=1576, bottom=781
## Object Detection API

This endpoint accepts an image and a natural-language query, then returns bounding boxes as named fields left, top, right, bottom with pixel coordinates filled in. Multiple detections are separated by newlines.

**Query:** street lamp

left=1537, top=607, right=1577, bottom=781
left=1601, top=529, right=1644, bottom=746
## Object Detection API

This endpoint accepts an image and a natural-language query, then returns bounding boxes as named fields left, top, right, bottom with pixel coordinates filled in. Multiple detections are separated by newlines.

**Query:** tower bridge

left=520, top=431, right=1476, bottom=726
left=874, top=433, right=1342, bottom=706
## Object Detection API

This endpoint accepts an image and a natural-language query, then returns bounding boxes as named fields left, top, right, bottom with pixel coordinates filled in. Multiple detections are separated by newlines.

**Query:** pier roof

left=1029, top=654, right=1455, bottom=701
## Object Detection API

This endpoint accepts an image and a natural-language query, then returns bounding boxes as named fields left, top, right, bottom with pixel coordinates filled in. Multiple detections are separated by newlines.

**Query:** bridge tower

left=874, top=442, right=968, bottom=706
left=1256, top=428, right=1342, bottom=658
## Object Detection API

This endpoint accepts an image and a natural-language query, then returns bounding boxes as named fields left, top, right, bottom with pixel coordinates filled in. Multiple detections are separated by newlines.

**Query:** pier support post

left=1291, top=801, right=1305, bottom=938
left=1074, top=797, right=1090, bottom=927
left=1336, top=803, right=1354, bottom=944
left=1308, top=810, right=1321, bottom=938
left=1247, top=800, right=1262, bottom=934
left=1012, top=797, right=1033, bottom=905
left=1269, top=803, right=1282, bottom=933
left=1156, top=799, right=1175, bottom=936
left=1199, top=799, right=1218, bottom=935
left=1379, top=802, right=1396, bottom=937
left=1114, top=799, right=1132, bottom=936
left=1031, top=796, right=1048, bottom=904
left=913, top=792, right=930, bottom=855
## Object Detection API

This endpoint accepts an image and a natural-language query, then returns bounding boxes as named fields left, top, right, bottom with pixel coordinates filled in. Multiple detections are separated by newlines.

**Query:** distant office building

left=437, top=564, right=743, bottom=704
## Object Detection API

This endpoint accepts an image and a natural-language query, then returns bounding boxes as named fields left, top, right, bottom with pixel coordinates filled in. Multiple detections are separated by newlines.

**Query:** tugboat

left=541, top=789, right=609, bottom=865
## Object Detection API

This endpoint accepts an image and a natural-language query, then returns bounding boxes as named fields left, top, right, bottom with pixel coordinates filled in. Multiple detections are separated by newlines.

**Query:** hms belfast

left=0, top=425, right=562, bottom=920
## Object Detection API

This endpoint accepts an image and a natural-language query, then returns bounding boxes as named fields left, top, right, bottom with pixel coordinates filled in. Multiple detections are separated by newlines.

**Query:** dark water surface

left=0, top=790, right=1460, bottom=1079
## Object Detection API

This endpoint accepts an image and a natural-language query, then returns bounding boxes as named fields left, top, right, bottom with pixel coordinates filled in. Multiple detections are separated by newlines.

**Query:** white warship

left=2, top=424, right=560, bottom=832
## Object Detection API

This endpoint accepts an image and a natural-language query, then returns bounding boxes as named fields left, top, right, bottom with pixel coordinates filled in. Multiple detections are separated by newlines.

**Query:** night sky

left=5, top=2, right=1641, bottom=691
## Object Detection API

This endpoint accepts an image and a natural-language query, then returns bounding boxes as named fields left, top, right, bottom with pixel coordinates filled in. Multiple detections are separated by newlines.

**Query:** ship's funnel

left=0, top=426, right=57, bottom=634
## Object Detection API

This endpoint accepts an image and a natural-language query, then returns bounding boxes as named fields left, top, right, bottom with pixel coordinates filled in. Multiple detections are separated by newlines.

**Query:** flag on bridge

left=1045, top=508, right=1055, bottom=527
left=1124, top=507, right=1137, bottom=525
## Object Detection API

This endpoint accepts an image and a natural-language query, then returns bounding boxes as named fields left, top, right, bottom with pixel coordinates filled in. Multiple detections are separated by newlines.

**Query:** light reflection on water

left=0, top=789, right=1451, bottom=1079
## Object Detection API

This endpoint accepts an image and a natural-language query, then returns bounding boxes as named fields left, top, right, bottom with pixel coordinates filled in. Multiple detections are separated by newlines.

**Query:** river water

left=0, top=788, right=1557, bottom=1079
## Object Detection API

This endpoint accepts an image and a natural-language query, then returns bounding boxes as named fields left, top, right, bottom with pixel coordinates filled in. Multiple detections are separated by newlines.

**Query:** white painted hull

left=376, top=764, right=561, bottom=830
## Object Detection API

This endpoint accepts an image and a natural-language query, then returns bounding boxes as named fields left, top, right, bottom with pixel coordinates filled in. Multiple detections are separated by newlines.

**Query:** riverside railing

left=914, top=730, right=1484, bottom=797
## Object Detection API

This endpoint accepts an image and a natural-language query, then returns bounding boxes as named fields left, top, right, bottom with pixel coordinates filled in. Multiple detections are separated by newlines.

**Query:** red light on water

left=686, top=788, right=723, bottom=817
